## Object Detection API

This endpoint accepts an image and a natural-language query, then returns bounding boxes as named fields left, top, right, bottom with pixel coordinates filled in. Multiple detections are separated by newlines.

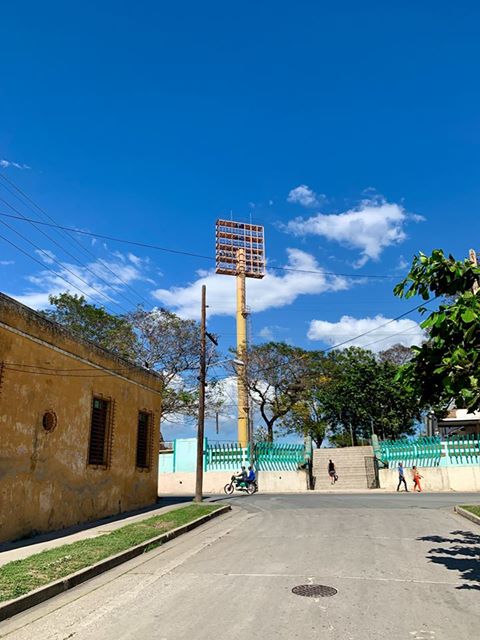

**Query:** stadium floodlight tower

left=215, top=219, right=265, bottom=447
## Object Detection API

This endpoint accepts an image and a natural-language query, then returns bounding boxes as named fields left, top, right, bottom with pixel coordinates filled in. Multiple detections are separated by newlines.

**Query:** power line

left=0, top=195, right=142, bottom=311
left=0, top=231, right=122, bottom=309
left=0, top=215, right=135, bottom=315
left=2, top=361, right=199, bottom=374
left=0, top=210, right=213, bottom=260
left=0, top=173, right=152, bottom=306
left=0, top=211, right=397, bottom=280
left=322, top=298, right=436, bottom=353
left=236, top=297, right=437, bottom=380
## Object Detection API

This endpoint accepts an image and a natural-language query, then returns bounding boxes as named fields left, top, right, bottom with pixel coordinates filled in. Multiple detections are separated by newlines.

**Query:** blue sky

left=1, top=2, right=479, bottom=439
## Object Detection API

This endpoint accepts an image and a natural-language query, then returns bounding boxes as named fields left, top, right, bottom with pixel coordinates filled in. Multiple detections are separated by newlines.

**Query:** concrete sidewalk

left=0, top=496, right=193, bottom=568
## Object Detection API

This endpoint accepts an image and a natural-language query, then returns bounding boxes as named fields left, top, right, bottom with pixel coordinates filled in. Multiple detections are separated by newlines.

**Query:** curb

left=454, top=505, right=480, bottom=527
left=0, top=504, right=231, bottom=623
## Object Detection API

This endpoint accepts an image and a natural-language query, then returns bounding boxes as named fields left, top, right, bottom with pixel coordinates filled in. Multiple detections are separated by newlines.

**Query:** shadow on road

left=417, top=530, right=480, bottom=590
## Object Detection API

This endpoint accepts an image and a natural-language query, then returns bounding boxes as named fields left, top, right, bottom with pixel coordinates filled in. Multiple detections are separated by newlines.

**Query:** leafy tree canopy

left=41, top=293, right=137, bottom=359
left=378, top=343, right=413, bottom=366
left=245, top=342, right=312, bottom=442
left=394, top=249, right=480, bottom=412
left=317, top=347, right=422, bottom=445
left=41, top=293, right=221, bottom=422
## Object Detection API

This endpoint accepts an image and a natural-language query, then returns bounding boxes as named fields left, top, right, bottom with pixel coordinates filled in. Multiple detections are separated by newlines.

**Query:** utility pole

left=194, top=285, right=207, bottom=503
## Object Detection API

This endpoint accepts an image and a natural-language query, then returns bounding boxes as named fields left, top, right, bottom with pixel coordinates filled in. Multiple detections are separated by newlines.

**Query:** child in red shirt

left=412, top=466, right=423, bottom=492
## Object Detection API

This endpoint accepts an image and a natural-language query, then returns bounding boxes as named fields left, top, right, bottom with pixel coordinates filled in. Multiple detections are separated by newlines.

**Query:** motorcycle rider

left=246, top=465, right=256, bottom=488
left=234, top=466, right=248, bottom=488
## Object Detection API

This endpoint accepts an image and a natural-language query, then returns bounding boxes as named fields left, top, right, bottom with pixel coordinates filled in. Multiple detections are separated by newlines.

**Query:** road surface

left=1, top=493, right=479, bottom=640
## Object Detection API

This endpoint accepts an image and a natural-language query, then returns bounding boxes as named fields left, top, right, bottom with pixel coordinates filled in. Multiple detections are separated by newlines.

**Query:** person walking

left=396, top=462, right=408, bottom=492
left=412, top=466, right=423, bottom=492
left=328, top=459, right=337, bottom=485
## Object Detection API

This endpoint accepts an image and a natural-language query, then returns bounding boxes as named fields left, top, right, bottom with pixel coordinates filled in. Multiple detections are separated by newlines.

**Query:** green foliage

left=41, top=293, right=137, bottom=359
left=460, top=505, right=480, bottom=518
left=247, top=343, right=421, bottom=446
left=246, top=342, right=312, bottom=442
left=40, top=294, right=222, bottom=422
left=253, top=425, right=278, bottom=443
left=378, top=343, right=413, bottom=366
left=0, top=504, right=219, bottom=602
left=128, top=307, right=221, bottom=420
left=394, top=250, right=480, bottom=412
left=317, top=347, right=421, bottom=445
left=280, top=351, right=332, bottom=447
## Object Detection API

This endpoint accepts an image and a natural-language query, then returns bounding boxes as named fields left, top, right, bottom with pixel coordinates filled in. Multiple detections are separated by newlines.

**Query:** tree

left=282, top=395, right=328, bottom=448
left=127, top=307, right=221, bottom=421
left=245, top=342, right=311, bottom=442
left=318, top=347, right=421, bottom=445
left=253, top=425, right=278, bottom=443
left=281, top=351, right=331, bottom=448
left=378, top=343, right=413, bottom=366
left=372, top=359, right=423, bottom=440
left=394, top=249, right=480, bottom=412
left=41, top=293, right=137, bottom=359
left=41, top=294, right=222, bottom=422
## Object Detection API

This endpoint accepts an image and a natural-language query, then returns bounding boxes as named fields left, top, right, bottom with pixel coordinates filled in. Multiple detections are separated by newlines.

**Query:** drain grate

left=292, top=584, right=337, bottom=598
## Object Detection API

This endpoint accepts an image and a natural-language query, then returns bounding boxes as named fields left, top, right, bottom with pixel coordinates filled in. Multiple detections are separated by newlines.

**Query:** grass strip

left=460, top=505, right=480, bottom=518
left=0, top=503, right=219, bottom=603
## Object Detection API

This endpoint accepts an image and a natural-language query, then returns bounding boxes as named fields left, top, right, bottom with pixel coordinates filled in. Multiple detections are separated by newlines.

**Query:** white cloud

left=127, top=253, right=144, bottom=267
left=0, top=158, right=30, bottom=170
left=7, top=250, right=150, bottom=310
left=152, top=248, right=352, bottom=319
left=259, top=326, right=275, bottom=340
left=258, top=325, right=288, bottom=341
left=210, top=375, right=238, bottom=419
left=34, top=249, right=56, bottom=265
left=0, top=260, right=14, bottom=266
left=287, top=184, right=323, bottom=208
left=285, top=197, right=422, bottom=267
left=307, top=314, right=426, bottom=352
left=396, top=255, right=409, bottom=271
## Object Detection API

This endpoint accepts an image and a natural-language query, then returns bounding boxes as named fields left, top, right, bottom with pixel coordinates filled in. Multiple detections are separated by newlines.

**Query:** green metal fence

left=204, top=441, right=305, bottom=472
left=377, top=434, right=480, bottom=468
left=255, top=442, right=305, bottom=471
left=444, top=434, right=480, bottom=464
left=205, top=442, right=250, bottom=471
left=378, top=436, right=442, bottom=468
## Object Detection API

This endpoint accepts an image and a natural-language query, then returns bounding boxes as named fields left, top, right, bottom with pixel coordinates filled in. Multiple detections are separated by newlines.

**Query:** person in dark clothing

left=328, top=459, right=337, bottom=485
left=397, top=462, right=408, bottom=492
left=235, top=466, right=247, bottom=487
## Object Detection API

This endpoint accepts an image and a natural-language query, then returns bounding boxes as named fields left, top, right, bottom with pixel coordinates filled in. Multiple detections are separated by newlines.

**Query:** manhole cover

left=292, top=584, right=337, bottom=598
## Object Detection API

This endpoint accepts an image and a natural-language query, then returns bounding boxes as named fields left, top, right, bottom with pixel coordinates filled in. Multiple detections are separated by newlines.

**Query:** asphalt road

left=1, top=492, right=479, bottom=640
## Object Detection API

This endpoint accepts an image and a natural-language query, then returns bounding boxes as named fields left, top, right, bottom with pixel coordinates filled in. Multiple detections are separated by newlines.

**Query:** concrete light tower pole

left=236, top=247, right=249, bottom=446
left=215, top=219, right=265, bottom=447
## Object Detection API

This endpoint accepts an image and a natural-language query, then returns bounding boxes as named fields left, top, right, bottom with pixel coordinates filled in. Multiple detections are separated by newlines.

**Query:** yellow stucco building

left=0, top=293, right=162, bottom=543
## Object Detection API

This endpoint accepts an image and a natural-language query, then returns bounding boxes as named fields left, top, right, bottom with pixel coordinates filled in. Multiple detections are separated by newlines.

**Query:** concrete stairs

left=312, top=446, right=375, bottom=490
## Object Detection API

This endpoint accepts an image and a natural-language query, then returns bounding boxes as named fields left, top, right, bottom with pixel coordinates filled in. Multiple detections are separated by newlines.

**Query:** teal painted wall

left=174, top=438, right=197, bottom=472
left=159, top=451, right=174, bottom=473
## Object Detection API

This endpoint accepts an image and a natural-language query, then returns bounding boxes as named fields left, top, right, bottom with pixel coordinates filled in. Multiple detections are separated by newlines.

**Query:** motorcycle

left=224, top=475, right=257, bottom=495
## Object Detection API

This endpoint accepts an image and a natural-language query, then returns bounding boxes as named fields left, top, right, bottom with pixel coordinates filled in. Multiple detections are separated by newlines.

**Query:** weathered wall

left=158, top=470, right=308, bottom=494
left=379, top=466, right=480, bottom=492
left=0, top=294, right=162, bottom=542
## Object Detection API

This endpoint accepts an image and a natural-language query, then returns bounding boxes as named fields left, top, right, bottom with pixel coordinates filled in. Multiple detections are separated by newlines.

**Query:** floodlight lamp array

left=215, top=219, right=265, bottom=279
